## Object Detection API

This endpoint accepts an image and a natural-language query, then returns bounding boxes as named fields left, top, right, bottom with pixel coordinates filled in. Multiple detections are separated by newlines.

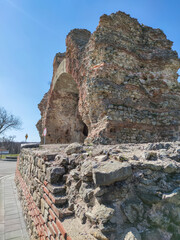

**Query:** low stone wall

left=15, top=148, right=72, bottom=240
left=15, top=142, right=180, bottom=240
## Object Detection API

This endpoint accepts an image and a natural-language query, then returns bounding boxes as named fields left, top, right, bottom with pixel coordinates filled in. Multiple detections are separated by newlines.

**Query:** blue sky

left=0, top=0, right=180, bottom=142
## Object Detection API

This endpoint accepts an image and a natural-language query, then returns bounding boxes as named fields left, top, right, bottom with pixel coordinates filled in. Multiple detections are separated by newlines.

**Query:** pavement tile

left=5, top=210, right=19, bottom=216
left=4, top=214, right=20, bottom=221
left=4, top=199, right=14, bottom=203
left=4, top=205, right=16, bottom=209
left=4, top=218, right=20, bottom=226
left=5, top=223, right=21, bottom=233
left=5, top=229, right=22, bottom=239
left=4, top=207, right=16, bottom=212
left=0, top=223, right=4, bottom=233
left=8, top=238, right=24, bottom=240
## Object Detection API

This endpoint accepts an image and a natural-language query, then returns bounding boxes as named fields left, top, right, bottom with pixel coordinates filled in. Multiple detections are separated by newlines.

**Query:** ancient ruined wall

left=15, top=142, right=180, bottom=240
left=81, top=12, right=180, bottom=144
left=37, top=11, right=180, bottom=144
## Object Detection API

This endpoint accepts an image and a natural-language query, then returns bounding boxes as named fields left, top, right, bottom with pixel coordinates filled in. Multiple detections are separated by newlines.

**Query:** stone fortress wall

left=37, top=11, right=180, bottom=145
left=16, top=11, right=180, bottom=240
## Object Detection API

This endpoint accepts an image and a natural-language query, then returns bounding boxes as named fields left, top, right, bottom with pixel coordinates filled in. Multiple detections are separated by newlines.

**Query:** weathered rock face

left=38, top=72, right=87, bottom=144
left=15, top=142, right=180, bottom=240
left=37, top=11, right=180, bottom=144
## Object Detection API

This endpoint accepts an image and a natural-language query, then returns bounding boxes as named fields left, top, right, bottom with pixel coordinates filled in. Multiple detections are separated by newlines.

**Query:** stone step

left=47, top=183, right=66, bottom=194
left=53, top=195, right=68, bottom=205
left=61, top=208, right=74, bottom=218
left=55, top=205, right=74, bottom=218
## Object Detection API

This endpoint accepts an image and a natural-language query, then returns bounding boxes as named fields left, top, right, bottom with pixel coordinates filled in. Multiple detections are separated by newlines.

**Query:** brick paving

left=0, top=172, right=29, bottom=240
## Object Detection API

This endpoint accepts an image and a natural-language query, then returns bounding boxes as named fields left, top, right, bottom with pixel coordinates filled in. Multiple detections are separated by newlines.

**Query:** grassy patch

left=0, top=154, right=18, bottom=159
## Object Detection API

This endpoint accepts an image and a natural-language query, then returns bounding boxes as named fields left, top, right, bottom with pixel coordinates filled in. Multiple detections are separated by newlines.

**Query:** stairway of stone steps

left=46, top=182, right=74, bottom=219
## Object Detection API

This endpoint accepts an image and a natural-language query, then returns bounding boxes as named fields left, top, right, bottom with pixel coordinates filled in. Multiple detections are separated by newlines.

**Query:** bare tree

left=0, top=135, right=21, bottom=154
left=0, top=107, right=22, bottom=135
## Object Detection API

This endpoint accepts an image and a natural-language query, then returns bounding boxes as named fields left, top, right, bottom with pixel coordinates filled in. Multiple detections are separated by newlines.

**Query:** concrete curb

left=0, top=158, right=17, bottom=162
left=0, top=173, right=14, bottom=182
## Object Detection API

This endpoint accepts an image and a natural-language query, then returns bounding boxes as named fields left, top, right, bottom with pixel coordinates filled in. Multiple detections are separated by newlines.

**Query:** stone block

left=47, top=183, right=66, bottom=194
left=93, top=161, right=132, bottom=186
left=46, top=167, right=65, bottom=184
left=65, top=143, right=83, bottom=155
left=41, top=198, right=49, bottom=214
left=122, top=227, right=141, bottom=240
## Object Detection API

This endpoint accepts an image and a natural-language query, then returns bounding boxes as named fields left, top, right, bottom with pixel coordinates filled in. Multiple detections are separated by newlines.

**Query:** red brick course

left=43, top=186, right=50, bottom=195
left=49, top=209, right=56, bottom=222
left=43, top=193, right=52, bottom=207
left=51, top=204, right=62, bottom=219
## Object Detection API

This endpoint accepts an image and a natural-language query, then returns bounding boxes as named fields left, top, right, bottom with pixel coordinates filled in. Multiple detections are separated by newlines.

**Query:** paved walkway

left=0, top=160, right=17, bottom=179
left=0, top=174, right=29, bottom=240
